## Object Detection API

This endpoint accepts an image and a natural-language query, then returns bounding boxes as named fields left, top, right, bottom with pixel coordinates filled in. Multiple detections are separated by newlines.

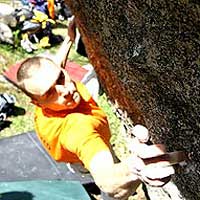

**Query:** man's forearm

left=89, top=151, right=140, bottom=199
left=54, top=35, right=73, bottom=68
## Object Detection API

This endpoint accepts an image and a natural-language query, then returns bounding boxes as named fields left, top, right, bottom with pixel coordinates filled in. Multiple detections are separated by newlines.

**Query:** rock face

left=65, top=1, right=200, bottom=199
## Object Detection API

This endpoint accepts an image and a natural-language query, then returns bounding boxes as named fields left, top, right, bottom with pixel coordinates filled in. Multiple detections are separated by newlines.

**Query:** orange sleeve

left=34, top=82, right=111, bottom=169
left=60, top=113, right=111, bottom=170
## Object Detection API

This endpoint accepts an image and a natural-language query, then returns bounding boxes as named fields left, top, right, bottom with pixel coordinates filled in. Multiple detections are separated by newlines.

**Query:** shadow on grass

left=0, top=106, right=26, bottom=131
left=12, top=106, right=26, bottom=116
left=0, top=121, right=12, bottom=131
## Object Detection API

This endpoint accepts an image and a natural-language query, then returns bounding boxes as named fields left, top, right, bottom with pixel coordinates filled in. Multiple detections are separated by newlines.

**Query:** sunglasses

left=41, top=70, right=67, bottom=99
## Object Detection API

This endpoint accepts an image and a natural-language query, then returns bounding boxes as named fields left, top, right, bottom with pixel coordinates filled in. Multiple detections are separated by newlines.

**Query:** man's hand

left=53, top=34, right=72, bottom=68
left=89, top=125, right=187, bottom=200
left=90, top=151, right=141, bottom=200
left=68, top=16, right=76, bottom=42
left=126, top=125, right=187, bottom=187
left=89, top=125, right=149, bottom=199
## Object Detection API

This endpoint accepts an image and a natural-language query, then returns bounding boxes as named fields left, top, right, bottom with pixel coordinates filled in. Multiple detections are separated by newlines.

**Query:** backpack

left=0, top=93, right=16, bottom=121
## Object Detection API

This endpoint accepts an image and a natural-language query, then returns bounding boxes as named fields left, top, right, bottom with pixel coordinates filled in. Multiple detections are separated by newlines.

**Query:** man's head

left=17, top=56, right=81, bottom=111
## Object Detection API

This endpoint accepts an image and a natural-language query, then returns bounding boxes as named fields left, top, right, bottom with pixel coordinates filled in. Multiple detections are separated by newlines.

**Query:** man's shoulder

left=76, top=82, right=92, bottom=101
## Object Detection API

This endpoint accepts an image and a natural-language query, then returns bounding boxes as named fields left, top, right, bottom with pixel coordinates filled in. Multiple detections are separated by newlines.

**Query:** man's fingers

left=132, top=125, right=149, bottom=143
left=139, top=166, right=174, bottom=186
left=141, top=176, right=171, bottom=187
left=134, top=143, right=167, bottom=159
left=141, top=165, right=175, bottom=179
left=143, top=151, right=187, bottom=166
left=136, top=151, right=187, bottom=186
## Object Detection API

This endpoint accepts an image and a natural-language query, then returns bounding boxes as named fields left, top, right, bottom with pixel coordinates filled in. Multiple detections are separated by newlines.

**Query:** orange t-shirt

left=34, top=82, right=111, bottom=170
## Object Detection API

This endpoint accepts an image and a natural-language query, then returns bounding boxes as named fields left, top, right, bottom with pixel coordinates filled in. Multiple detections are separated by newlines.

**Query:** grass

left=0, top=44, right=35, bottom=137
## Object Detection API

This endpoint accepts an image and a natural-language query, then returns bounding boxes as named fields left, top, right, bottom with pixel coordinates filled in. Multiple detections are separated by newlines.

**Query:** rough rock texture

left=65, top=1, right=200, bottom=199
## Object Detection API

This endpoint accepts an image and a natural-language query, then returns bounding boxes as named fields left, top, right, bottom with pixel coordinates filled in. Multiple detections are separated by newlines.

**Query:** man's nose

left=67, top=82, right=76, bottom=94
left=55, top=84, right=74, bottom=97
left=55, top=85, right=69, bottom=95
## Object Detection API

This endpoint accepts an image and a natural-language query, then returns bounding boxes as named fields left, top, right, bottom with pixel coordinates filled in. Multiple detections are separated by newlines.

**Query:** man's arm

left=53, top=35, right=73, bottom=68
left=68, top=16, right=76, bottom=42
left=89, top=150, right=141, bottom=200
left=89, top=125, right=186, bottom=200
left=54, top=16, right=77, bottom=68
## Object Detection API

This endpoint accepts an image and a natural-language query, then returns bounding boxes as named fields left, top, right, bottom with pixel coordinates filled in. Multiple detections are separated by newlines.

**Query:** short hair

left=17, top=56, right=55, bottom=97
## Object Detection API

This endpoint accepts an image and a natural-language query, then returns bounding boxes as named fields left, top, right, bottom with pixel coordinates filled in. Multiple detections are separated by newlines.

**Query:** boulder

left=64, top=1, right=200, bottom=199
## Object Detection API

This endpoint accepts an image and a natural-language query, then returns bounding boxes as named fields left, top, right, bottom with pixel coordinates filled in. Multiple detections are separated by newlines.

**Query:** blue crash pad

left=0, top=180, right=91, bottom=200
left=0, top=132, right=101, bottom=199
left=0, top=131, right=93, bottom=183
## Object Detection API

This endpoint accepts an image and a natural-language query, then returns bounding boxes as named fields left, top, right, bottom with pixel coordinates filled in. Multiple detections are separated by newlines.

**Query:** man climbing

left=15, top=34, right=186, bottom=199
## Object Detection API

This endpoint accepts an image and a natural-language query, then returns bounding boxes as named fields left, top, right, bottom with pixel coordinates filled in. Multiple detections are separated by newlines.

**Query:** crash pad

left=0, top=131, right=93, bottom=183
left=0, top=180, right=91, bottom=200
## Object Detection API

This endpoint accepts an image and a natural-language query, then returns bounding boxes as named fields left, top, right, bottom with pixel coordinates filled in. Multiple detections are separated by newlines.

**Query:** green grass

left=0, top=44, right=39, bottom=138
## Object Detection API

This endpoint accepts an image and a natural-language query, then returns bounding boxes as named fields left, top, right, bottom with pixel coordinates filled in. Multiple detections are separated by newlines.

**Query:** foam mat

left=0, top=131, right=93, bottom=183
left=0, top=180, right=90, bottom=200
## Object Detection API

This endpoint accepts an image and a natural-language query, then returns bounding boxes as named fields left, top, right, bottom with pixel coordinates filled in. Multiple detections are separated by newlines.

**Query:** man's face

left=24, top=60, right=81, bottom=111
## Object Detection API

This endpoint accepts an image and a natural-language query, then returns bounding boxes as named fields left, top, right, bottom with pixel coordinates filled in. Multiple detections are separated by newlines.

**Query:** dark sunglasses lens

left=57, top=71, right=65, bottom=85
